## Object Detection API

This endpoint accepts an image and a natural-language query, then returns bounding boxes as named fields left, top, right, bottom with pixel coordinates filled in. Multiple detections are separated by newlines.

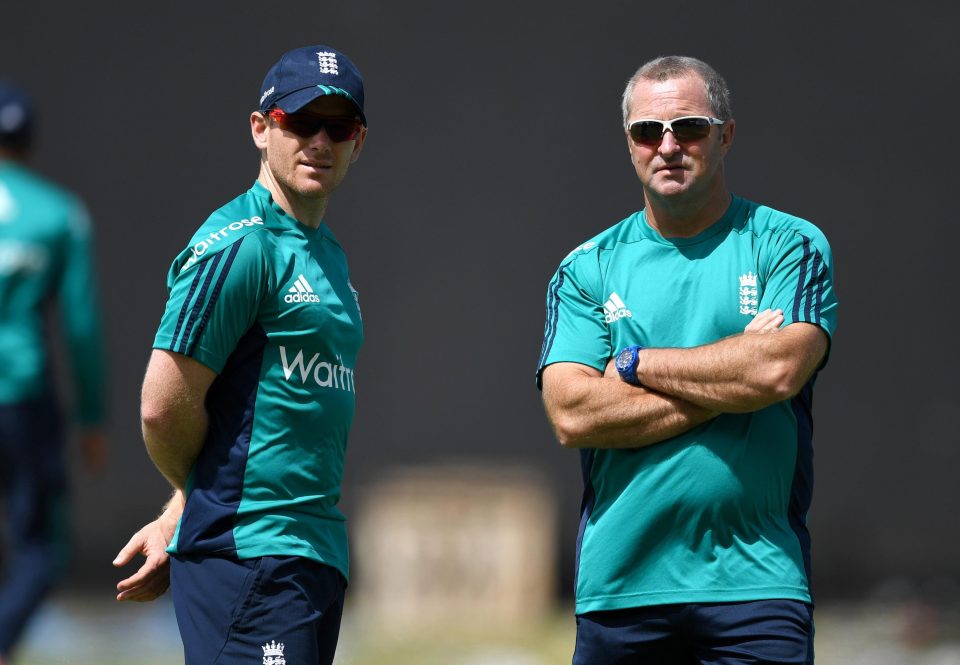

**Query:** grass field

left=10, top=595, right=960, bottom=665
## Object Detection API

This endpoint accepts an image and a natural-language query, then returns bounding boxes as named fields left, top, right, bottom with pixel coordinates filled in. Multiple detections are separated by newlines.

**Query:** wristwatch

left=615, top=345, right=644, bottom=386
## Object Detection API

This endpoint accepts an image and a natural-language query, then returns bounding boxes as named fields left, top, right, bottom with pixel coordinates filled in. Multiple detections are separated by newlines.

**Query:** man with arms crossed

left=537, top=56, right=836, bottom=664
left=113, top=45, right=368, bottom=665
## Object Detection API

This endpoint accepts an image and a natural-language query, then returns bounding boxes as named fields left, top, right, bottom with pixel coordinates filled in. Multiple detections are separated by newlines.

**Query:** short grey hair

left=621, top=55, right=732, bottom=125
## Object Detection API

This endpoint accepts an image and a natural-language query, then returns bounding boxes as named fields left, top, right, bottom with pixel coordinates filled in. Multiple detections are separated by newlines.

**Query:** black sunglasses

left=627, top=115, right=725, bottom=146
left=267, top=109, right=362, bottom=143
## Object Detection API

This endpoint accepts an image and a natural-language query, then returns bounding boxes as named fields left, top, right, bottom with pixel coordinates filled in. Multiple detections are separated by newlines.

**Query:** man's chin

left=651, top=181, right=690, bottom=198
left=295, top=179, right=335, bottom=198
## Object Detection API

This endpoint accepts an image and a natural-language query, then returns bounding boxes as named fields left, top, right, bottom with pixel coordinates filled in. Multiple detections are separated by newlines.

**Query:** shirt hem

left=234, top=544, right=349, bottom=582
left=575, top=586, right=812, bottom=614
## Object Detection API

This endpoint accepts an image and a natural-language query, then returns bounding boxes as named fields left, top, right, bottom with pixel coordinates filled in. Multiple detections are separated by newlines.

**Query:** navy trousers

left=0, top=397, right=67, bottom=658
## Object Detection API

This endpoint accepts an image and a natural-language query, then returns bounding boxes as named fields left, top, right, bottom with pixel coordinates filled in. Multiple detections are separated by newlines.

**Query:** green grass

left=14, top=659, right=177, bottom=665
left=11, top=601, right=576, bottom=665
left=12, top=598, right=960, bottom=665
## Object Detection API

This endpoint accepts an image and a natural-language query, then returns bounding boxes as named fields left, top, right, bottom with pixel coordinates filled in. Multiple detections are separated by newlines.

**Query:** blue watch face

left=616, top=347, right=635, bottom=372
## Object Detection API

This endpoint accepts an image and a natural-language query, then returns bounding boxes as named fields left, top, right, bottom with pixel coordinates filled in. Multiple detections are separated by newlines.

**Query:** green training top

left=154, top=181, right=363, bottom=579
left=0, top=160, right=105, bottom=423
left=537, top=195, right=837, bottom=614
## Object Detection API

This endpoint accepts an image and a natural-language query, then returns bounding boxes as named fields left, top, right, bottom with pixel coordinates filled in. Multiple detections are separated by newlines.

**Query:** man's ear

left=349, top=126, right=368, bottom=164
left=720, top=118, right=735, bottom=154
left=251, top=111, right=269, bottom=149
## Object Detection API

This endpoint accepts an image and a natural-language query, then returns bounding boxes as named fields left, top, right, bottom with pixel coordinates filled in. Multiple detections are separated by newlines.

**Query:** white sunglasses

left=627, top=115, right=725, bottom=145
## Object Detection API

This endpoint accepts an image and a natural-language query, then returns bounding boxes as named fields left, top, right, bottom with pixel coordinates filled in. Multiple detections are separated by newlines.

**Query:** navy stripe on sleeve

left=537, top=267, right=566, bottom=372
left=805, top=249, right=822, bottom=323
left=170, top=262, right=209, bottom=351
left=814, top=254, right=824, bottom=325
left=190, top=240, right=245, bottom=351
left=792, top=236, right=811, bottom=322
left=178, top=251, right=224, bottom=355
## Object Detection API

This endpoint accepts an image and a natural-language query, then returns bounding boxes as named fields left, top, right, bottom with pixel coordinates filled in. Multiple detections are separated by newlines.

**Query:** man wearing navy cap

left=113, top=45, right=368, bottom=665
left=0, top=79, right=107, bottom=665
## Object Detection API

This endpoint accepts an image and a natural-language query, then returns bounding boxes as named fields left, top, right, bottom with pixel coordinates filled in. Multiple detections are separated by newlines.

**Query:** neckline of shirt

left=249, top=180, right=337, bottom=243
left=637, top=195, right=744, bottom=247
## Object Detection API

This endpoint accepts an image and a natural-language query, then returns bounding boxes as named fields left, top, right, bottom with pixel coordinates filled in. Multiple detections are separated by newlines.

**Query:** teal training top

left=0, top=160, right=105, bottom=423
left=154, top=181, right=363, bottom=579
left=537, top=195, right=837, bottom=614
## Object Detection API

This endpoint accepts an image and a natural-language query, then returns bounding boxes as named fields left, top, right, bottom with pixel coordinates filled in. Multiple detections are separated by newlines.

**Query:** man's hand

left=744, top=308, right=784, bottom=334
left=113, top=504, right=180, bottom=602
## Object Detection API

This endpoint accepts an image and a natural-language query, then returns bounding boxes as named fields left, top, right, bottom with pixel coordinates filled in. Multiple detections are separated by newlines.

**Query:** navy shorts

left=170, top=554, right=346, bottom=665
left=574, top=599, right=814, bottom=665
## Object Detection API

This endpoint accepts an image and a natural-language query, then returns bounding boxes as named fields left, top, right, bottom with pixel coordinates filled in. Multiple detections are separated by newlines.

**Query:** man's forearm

left=635, top=324, right=827, bottom=413
left=142, top=409, right=208, bottom=491
left=140, top=349, right=217, bottom=492
left=543, top=366, right=718, bottom=449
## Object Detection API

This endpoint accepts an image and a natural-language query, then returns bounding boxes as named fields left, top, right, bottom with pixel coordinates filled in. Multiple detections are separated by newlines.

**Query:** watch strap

left=615, top=344, right=643, bottom=386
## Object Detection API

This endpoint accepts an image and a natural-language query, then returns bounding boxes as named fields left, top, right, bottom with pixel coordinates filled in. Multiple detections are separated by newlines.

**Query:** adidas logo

left=284, top=274, right=320, bottom=303
left=603, top=292, right=632, bottom=324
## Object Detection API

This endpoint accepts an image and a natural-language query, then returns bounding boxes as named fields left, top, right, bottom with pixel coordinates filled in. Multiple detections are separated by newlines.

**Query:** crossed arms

left=541, top=310, right=829, bottom=449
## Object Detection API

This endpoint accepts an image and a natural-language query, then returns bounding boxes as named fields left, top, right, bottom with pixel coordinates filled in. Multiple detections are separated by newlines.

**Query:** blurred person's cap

left=258, top=45, right=366, bottom=125
left=0, top=79, right=34, bottom=150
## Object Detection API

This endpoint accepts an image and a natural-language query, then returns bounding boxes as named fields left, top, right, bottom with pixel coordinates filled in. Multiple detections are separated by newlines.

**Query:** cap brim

left=272, top=87, right=366, bottom=125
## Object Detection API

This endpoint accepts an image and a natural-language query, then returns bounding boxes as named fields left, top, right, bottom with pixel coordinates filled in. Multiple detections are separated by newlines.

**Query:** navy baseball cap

left=0, top=79, right=34, bottom=149
left=258, top=45, right=366, bottom=125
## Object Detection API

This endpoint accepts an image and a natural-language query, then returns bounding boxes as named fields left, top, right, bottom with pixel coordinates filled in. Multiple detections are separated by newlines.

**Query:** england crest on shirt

left=738, top=271, right=759, bottom=316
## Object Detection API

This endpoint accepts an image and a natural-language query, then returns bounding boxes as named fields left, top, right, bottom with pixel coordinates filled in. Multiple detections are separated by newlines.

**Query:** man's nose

left=309, top=127, right=335, bottom=146
left=658, top=129, right=681, bottom=155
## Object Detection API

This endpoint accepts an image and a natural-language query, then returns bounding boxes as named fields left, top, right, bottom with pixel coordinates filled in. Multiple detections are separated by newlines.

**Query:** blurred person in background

left=113, top=44, right=368, bottom=665
left=537, top=55, right=836, bottom=664
left=0, top=79, right=107, bottom=665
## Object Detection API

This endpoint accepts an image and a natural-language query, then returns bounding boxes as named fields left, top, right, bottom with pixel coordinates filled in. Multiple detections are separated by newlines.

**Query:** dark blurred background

left=2, top=0, right=958, bottom=607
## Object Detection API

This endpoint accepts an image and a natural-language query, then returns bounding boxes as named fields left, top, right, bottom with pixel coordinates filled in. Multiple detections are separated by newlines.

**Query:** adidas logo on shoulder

left=603, top=292, right=632, bottom=324
left=285, top=274, right=320, bottom=303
